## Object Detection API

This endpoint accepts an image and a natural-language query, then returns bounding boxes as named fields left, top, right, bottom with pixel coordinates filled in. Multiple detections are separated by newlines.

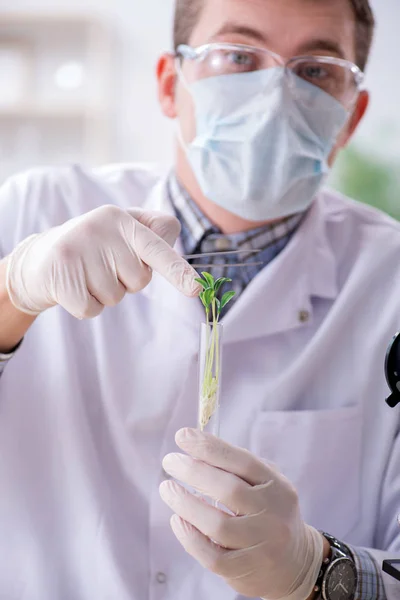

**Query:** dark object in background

left=382, top=560, right=400, bottom=582
left=383, top=335, right=400, bottom=582
left=385, top=333, right=400, bottom=407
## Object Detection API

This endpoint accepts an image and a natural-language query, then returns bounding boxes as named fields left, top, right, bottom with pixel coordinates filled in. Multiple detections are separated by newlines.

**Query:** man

left=0, top=0, right=399, bottom=599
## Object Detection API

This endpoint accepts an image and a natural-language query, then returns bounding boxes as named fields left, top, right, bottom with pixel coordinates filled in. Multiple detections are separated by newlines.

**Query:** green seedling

left=195, top=272, right=236, bottom=430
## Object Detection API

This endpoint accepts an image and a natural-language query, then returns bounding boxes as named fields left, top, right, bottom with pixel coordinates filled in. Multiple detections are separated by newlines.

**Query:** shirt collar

left=167, top=172, right=305, bottom=257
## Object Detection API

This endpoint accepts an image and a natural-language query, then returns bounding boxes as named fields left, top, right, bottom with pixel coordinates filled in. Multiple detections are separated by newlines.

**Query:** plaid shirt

left=168, top=174, right=304, bottom=316
left=350, top=547, right=387, bottom=599
left=0, top=339, right=21, bottom=377
left=0, top=351, right=11, bottom=377
left=169, top=173, right=387, bottom=600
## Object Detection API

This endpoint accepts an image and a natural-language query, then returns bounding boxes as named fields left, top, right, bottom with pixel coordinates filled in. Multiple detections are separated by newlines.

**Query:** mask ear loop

left=175, top=54, right=191, bottom=92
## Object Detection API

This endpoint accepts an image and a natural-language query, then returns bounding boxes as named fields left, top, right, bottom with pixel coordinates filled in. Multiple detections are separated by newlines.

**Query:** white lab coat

left=0, top=163, right=399, bottom=600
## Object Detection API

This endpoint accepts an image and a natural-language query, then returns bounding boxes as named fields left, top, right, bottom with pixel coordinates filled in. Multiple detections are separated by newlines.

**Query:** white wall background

left=0, top=0, right=398, bottom=167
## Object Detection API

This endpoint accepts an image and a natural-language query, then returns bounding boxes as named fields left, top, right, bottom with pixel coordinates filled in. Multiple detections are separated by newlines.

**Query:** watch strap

left=313, top=533, right=356, bottom=599
left=321, top=532, right=353, bottom=559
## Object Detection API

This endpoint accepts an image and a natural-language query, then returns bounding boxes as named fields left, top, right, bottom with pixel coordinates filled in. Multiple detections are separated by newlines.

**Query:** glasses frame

left=176, top=42, right=365, bottom=106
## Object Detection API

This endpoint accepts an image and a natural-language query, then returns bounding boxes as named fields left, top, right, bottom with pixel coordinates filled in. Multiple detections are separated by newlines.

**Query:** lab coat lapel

left=221, top=194, right=339, bottom=344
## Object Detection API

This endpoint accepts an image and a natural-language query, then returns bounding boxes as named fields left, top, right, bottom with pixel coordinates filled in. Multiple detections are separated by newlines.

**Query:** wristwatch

left=313, top=533, right=358, bottom=600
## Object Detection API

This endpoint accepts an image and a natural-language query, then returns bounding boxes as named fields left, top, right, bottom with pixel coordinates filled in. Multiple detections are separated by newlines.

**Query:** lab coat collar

left=141, top=173, right=338, bottom=343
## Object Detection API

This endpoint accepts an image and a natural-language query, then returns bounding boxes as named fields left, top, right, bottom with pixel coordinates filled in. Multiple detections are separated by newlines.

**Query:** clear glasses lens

left=178, top=44, right=361, bottom=109
left=287, top=57, right=359, bottom=108
left=203, top=47, right=272, bottom=76
left=179, top=46, right=279, bottom=83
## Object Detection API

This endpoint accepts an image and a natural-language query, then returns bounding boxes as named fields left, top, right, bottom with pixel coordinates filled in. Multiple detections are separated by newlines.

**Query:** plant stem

left=198, top=273, right=235, bottom=432
left=215, top=317, right=220, bottom=385
left=200, top=301, right=219, bottom=430
left=212, top=299, right=219, bottom=382
left=204, top=308, right=210, bottom=394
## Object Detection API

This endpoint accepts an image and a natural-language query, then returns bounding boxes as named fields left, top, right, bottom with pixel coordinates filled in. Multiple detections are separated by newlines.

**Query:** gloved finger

left=175, top=428, right=274, bottom=487
left=55, top=230, right=129, bottom=309
left=169, top=513, right=263, bottom=595
left=89, top=282, right=127, bottom=306
left=159, top=479, right=263, bottom=550
left=133, top=219, right=200, bottom=297
left=127, top=208, right=181, bottom=248
left=78, top=245, right=129, bottom=305
left=162, top=453, right=254, bottom=516
left=88, top=276, right=127, bottom=307
left=58, top=292, right=104, bottom=320
left=169, top=514, right=228, bottom=573
left=54, top=261, right=104, bottom=319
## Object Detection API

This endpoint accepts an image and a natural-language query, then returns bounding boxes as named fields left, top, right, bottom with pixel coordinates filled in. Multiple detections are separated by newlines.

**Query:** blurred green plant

left=330, top=145, right=400, bottom=220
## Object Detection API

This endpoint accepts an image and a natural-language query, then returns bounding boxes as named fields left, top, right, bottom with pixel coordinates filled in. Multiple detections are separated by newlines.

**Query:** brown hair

left=173, top=0, right=375, bottom=71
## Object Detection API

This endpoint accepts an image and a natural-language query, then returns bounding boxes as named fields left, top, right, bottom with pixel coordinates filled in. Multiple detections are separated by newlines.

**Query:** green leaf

left=214, top=277, right=232, bottom=294
left=195, top=278, right=209, bottom=290
left=199, top=291, right=208, bottom=309
left=203, top=288, right=215, bottom=308
left=220, top=291, right=236, bottom=310
left=201, top=272, right=215, bottom=287
left=215, top=298, right=221, bottom=315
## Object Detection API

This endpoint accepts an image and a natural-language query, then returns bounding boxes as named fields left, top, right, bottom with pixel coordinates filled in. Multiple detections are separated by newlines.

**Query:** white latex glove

left=6, top=205, right=200, bottom=319
left=160, top=428, right=324, bottom=600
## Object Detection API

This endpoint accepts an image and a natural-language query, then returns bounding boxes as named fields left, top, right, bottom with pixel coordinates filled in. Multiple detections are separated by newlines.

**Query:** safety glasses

left=176, top=43, right=365, bottom=110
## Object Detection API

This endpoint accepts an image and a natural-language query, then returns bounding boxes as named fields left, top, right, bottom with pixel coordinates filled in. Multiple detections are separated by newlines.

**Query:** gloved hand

left=160, top=428, right=324, bottom=600
left=6, top=205, right=200, bottom=319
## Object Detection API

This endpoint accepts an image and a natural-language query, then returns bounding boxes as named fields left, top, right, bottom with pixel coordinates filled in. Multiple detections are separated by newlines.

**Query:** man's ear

left=157, top=53, right=178, bottom=119
left=338, top=90, right=370, bottom=149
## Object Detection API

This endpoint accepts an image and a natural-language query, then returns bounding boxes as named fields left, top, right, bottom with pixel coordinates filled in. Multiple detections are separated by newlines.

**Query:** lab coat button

left=298, top=310, right=310, bottom=323
left=156, top=572, right=167, bottom=584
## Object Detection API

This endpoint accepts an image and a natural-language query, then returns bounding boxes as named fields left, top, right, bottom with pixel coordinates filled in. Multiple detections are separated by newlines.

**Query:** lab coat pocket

left=249, top=405, right=362, bottom=540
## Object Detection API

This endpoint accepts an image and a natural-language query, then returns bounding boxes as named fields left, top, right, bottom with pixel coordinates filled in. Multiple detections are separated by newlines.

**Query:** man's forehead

left=190, top=0, right=356, bottom=62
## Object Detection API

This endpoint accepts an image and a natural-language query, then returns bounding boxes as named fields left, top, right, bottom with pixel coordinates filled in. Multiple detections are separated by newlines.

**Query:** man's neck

left=175, top=150, right=281, bottom=234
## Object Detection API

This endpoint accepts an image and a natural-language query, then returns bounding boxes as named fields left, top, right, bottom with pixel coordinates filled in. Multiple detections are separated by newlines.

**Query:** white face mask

left=178, top=67, right=349, bottom=221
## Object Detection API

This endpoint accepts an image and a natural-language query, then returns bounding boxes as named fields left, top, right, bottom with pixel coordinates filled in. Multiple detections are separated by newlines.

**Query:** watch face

left=323, top=558, right=357, bottom=600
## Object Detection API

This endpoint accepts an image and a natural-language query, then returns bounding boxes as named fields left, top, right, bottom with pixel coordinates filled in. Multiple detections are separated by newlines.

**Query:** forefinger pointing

left=134, top=220, right=201, bottom=297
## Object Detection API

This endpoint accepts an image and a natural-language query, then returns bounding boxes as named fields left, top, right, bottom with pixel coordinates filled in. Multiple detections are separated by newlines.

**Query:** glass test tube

left=198, top=322, right=223, bottom=437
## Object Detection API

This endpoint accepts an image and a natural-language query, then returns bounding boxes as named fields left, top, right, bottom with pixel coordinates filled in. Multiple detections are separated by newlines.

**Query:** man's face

left=158, top=0, right=369, bottom=168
